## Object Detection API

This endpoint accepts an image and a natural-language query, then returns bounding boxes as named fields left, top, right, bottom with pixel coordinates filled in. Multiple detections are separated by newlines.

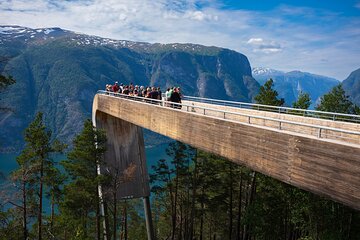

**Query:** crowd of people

left=105, top=82, right=182, bottom=109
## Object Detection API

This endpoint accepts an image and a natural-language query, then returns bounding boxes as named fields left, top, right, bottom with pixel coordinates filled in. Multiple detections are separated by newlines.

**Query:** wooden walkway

left=93, top=92, right=360, bottom=210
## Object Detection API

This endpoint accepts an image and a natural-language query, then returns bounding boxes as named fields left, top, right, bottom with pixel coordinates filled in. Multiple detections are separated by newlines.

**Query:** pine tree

left=61, top=119, right=107, bottom=239
left=8, top=112, right=65, bottom=240
left=292, top=91, right=311, bottom=109
left=254, top=78, right=284, bottom=106
left=316, top=84, right=355, bottom=114
left=150, top=158, right=174, bottom=238
left=149, top=144, right=360, bottom=239
left=24, top=112, right=52, bottom=240
left=150, top=142, right=197, bottom=239
left=354, top=105, right=360, bottom=115
left=11, top=149, right=35, bottom=240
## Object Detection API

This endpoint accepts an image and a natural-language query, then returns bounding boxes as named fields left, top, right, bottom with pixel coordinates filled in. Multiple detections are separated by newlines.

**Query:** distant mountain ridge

left=0, top=25, right=224, bottom=55
left=251, top=67, right=285, bottom=76
left=342, top=68, right=360, bottom=106
left=0, top=25, right=259, bottom=151
left=252, top=67, right=340, bottom=108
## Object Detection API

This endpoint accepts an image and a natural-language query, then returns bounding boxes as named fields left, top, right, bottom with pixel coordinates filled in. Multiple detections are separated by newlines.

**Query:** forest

left=1, top=78, right=360, bottom=240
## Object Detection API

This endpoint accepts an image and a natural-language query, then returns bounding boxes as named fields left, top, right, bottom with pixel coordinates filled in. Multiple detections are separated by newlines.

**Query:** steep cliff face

left=252, top=68, right=340, bottom=108
left=0, top=26, right=259, bottom=150
left=150, top=49, right=257, bottom=101
left=342, top=68, right=360, bottom=106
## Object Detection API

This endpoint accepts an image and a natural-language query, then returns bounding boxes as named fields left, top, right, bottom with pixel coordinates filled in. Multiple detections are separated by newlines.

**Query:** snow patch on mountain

left=0, top=26, right=72, bottom=44
left=0, top=26, right=29, bottom=34
left=252, top=67, right=284, bottom=76
left=0, top=25, right=223, bottom=55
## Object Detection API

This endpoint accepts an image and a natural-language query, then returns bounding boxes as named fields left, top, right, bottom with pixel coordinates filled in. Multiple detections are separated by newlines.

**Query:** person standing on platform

left=112, top=81, right=120, bottom=93
left=170, top=87, right=182, bottom=109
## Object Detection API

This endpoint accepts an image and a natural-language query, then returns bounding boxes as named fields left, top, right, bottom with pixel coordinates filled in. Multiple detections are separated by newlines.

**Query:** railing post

left=248, top=116, right=251, bottom=124
left=279, top=121, right=282, bottom=130
left=318, top=128, right=322, bottom=138
left=204, top=109, right=206, bottom=115
left=224, top=112, right=226, bottom=119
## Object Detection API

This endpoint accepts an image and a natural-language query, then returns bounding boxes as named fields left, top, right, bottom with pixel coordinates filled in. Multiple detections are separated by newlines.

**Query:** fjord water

left=0, top=153, right=18, bottom=177
left=0, top=143, right=170, bottom=214
left=0, top=143, right=170, bottom=181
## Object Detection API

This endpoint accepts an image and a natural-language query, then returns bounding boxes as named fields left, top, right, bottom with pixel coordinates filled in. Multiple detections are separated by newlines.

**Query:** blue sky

left=0, top=0, right=359, bottom=80
left=221, top=0, right=359, bottom=14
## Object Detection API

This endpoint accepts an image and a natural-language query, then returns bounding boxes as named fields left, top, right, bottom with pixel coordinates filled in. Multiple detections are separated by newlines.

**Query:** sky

left=0, top=0, right=359, bottom=80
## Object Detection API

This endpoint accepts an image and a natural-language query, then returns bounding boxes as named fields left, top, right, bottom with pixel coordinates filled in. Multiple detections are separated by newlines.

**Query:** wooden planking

left=93, top=94, right=360, bottom=210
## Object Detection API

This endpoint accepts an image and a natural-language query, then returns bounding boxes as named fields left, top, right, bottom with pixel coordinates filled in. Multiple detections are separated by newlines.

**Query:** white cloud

left=184, top=10, right=217, bottom=21
left=247, top=38, right=282, bottom=54
left=0, top=0, right=48, bottom=12
left=0, top=0, right=359, bottom=79
left=247, top=38, right=263, bottom=44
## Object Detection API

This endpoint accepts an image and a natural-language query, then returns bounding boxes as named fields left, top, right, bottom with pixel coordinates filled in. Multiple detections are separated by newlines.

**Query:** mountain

left=251, top=67, right=284, bottom=77
left=252, top=67, right=340, bottom=108
left=0, top=26, right=259, bottom=151
left=342, top=68, right=360, bottom=106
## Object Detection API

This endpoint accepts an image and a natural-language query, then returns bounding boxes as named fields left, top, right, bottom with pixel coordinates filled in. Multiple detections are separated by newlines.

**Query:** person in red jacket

left=112, top=81, right=120, bottom=93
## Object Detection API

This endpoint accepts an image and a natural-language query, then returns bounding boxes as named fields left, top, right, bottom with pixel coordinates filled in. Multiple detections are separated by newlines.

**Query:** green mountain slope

left=342, top=68, right=360, bottom=106
left=0, top=26, right=259, bottom=151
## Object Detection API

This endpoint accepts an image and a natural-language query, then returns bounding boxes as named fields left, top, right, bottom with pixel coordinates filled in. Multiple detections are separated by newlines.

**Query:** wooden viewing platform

left=92, top=91, right=360, bottom=210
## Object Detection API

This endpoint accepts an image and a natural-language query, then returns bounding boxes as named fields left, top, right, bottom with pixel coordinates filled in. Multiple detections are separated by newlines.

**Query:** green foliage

left=254, top=78, right=284, bottom=106
left=293, top=91, right=311, bottom=109
left=354, top=105, right=360, bottom=115
left=24, top=112, right=52, bottom=155
left=150, top=141, right=196, bottom=239
left=122, top=199, right=148, bottom=240
left=316, top=84, right=355, bottom=114
left=0, top=207, right=24, bottom=239
left=150, top=143, right=360, bottom=240
left=1, top=112, right=65, bottom=239
left=63, top=119, right=106, bottom=179
left=2, top=115, right=360, bottom=240
left=0, top=36, right=259, bottom=150
left=254, top=70, right=340, bottom=110
left=60, top=119, right=107, bottom=238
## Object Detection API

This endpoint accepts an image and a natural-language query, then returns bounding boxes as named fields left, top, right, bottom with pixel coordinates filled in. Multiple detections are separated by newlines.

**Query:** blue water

left=145, top=143, right=171, bottom=173
left=0, top=153, right=18, bottom=178
left=0, top=143, right=170, bottom=182
left=0, top=143, right=170, bottom=214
